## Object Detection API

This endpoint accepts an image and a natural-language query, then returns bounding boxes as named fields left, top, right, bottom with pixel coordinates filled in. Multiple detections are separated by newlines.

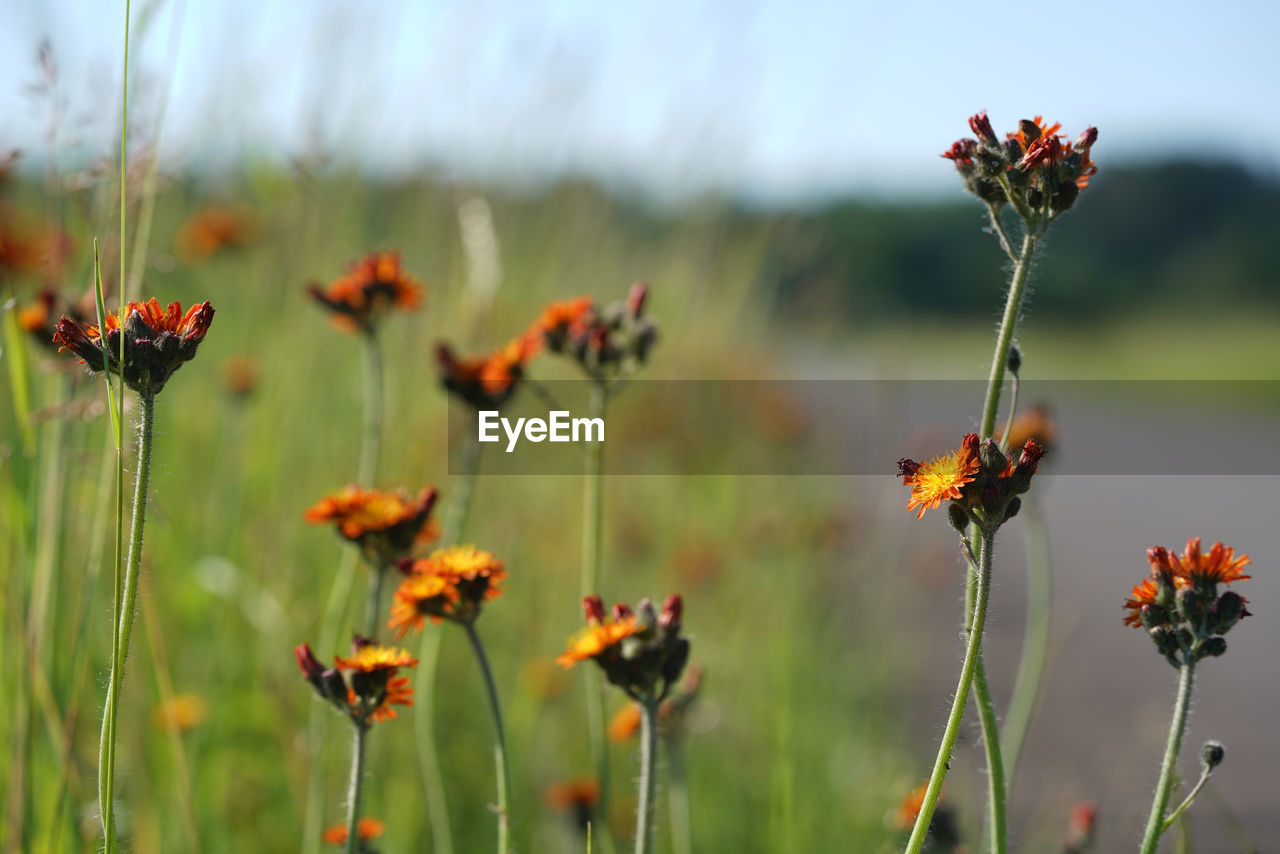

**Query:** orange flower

left=322, top=817, right=385, bottom=845
left=556, top=616, right=642, bottom=669
left=1009, top=116, right=1062, bottom=149
left=334, top=644, right=418, bottom=672
left=1122, top=577, right=1164, bottom=627
left=544, top=777, right=600, bottom=810
left=897, top=433, right=981, bottom=519
left=437, top=333, right=540, bottom=409
left=1158, top=537, right=1252, bottom=586
left=307, top=251, right=422, bottom=333
left=391, top=545, right=506, bottom=631
left=175, top=206, right=253, bottom=261
left=304, top=486, right=438, bottom=562
left=17, top=290, right=53, bottom=334
left=999, top=403, right=1057, bottom=452
left=52, top=298, right=214, bottom=394
left=531, top=296, right=595, bottom=340
left=894, top=781, right=931, bottom=830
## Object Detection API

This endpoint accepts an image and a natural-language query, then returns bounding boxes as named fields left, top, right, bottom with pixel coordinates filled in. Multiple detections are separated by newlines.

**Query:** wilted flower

left=307, top=251, right=423, bottom=334
left=530, top=283, right=658, bottom=382
left=388, top=545, right=507, bottom=633
left=52, top=298, right=214, bottom=395
left=304, top=485, right=438, bottom=565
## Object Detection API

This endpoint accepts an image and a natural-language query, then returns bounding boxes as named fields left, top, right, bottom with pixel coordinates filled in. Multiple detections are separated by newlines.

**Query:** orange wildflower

left=608, top=702, right=643, bottom=741
left=334, top=644, right=418, bottom=672
left=897, top=433, right=981, bottom=519
left=437, top=333, right=540, bottom=409
left=895, top=781, right=931, bottom=830
left=531, top=296, right=595, bottom=340
left=52, top=298, right=214, bottom=394
left=1157, top=537, right=1252, bottom=586
left=544, top=777, right=600, bottom=810
left=304, top=486, right=438, bottom=563
left=1122, top=576, right=1165, bottom=627
left=556, top=616, right=642, bottom=668
left=152, top=694, right=209, bottom=732
left=307, top=251, right=423, bottom=333
left=322, top=817, right=385, bottom=845
left=391, top=545, right=506, bottom=631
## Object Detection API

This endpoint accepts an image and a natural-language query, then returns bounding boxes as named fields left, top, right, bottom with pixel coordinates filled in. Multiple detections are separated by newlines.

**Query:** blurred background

left=2, top=1, right=1278, bottom=852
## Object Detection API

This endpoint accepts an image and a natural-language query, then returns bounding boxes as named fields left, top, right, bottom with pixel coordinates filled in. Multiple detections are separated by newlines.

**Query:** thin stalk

left=411, top=434, right=482, bottom=854
left=363, top=564, right=388, bottom=640
left=1139, top=659, right=1197, bottom=854
left=979, top=230, right=1037, bottom=440
left=344, top=724, right=369, bottom=854
left=972, top=653, right=1007, bottom=854
left=465, top=621, right=513, bottom=854
left=1162, top=767, right=1212, bottom=833
left=581, top=383, right=616, bottom=854
left=304, top=329, right=385, bottom=852
left=634, top=696, right=659, bottom=854
left=98, top=391, right=154, bottom=851
left=1001, top=498, right=1051, bottom=788
left=667, top=736, right=693, bottom=854
left=905, top=529, right=994, bottom=854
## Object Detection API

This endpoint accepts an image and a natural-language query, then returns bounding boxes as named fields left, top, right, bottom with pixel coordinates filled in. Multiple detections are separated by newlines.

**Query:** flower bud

left=612, top=601, right=634, bottom=621
left=582, top=594, right=606, bottom=624
left=659, top=594, right=683, bottom=636
left=980, top=439, right=1008, bottom=476
left=1198, top=636, right=1227, bottom=658
left=626, top=282, right=648, bottom=318
left=1139, top=604, right=1169, bottom=632
left=295, top=644, right=325, bottom=688
left=1175, top=587, right=1200, bottom=623
left=1075, top=126, right=1098, bottom=150
left=1051, top=180, right=1080, bottom=212
left=1006, top=345, right=1021, bottom=376
left=948, top=503, right=970, bottom=533
left=1154, top=571, right=1177, bottom=609
left=1149, top=626, right=1179, bottom=659
left=662, top=637, right=690, bottom=687
left=320, top=668, right=348, bottom=706
left=969, top=111, right=998, bottom=144
left=1210, top=591, right=1246, bottom=634
left=1004, top=496, right=1022, bottom=520
left=636, top=598, right=658, bottom=632
left=1201, top=740, right=1225, bottom=770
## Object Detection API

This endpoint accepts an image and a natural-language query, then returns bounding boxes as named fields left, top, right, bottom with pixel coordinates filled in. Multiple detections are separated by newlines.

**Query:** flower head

left=558, top=594, right=690, bottom=700
left=296, top=639, right=418, bottom=727
left=304, top=485, right=438, bottom=565
left=322, top=817, right=385, bottom=847
left=531, top=284, right=658, bottom=381
left=52, top=298, right=214, bottom=395
left=1123, top=539, right=1254, bottom=664
left=152, top=694, right=209, bottom=732
left=897, top=433, right=980, bottom=519
left=390, top=545, right=507, bottom=632
left=437, top=333, right=540, bottom=410
left=307, top=251, right=422, bottom=333
left=175, top=206, right=254, bottom=261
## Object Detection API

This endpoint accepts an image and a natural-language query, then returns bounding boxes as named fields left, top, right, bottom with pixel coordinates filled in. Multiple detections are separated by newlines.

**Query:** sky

left=3, top=0, right=1279, bottom=202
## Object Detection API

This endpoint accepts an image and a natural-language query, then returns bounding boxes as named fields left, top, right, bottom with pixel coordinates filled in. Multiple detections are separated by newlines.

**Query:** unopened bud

left=1075, top=126, right=1098, bottom=150
left=626, top=282, right=648, bottom=318
left=295, top=644, right=325, bottom=687
left=582, top=594, right=606, bottom=624
left=612, top=602, right=634, bottom=621
left=980, top=439, right=1008, bottom=476
left=1175, top=587, right=1200, bottom=623
left=1154, top=571, right=1177, bottom=609
left=1149, top=626, right=1179, bottom=659
left=1201, top=740, right=1225, bottom=770
left=1006, top=345, right=1022, bottom=375
left=320, top=668, right=348, bottom=706
left=662, top=637, right=691, bottom=687
left=1210, top=591, right=1246, bottom=634
left=1052, top=180, right=1080, bottom=212
left=659, top=594, right=683, bottom=635
left=1199, top=636, right=1227, bottom=658
left=969, top=111, right=998, bottom=144
left=1139, top=604, right=1169, bottom=632
left=1004, top=496, right=1022, bottom=520
left=948, top=503, right=970, bottom=533
left=636, top=598, right=658, bottom=631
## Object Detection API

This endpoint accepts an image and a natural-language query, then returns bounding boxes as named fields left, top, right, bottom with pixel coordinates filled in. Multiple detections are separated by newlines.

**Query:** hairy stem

left=98, top=391, right=154, bottom=851
left=466, top=622, right=513, bottom=854
left=1140, top=659, right=1197, bottom=854
left=979, top=230, right=1038, bottom=440
left=905, top=529, right=994, bottom=854
left=635, top=695, right=660, bottom=854
left=345, top=723, right=368, bottom=854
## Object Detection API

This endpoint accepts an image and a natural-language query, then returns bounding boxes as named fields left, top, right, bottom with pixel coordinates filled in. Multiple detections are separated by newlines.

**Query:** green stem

left=634, top=695, right=659, bottom=854
left=905, top=529, right=994, bottom=854
left=412, top=435, right=482, bottom=854
left=581, top=383, right=617, bottom=854
left=1001, top=498, right=1051, bottom=788
left=1162, top=767, right=1212, bottom=833
left=1139, top=659, right=1197, bottom=854
left=363, top=564, right=388, bottom=640
left=304, top=329, right=385, bottom=852
left=98, top=391, right=154, bottom=851
left=345, top=723, right=369, bottom=854
left=357, top=330, right=383, bottom=485
left=979, top=230, right=1038, bottom=440
left=972, top=651, right=1007, bottom=854
left=465, top=621, right=512, bottom=854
